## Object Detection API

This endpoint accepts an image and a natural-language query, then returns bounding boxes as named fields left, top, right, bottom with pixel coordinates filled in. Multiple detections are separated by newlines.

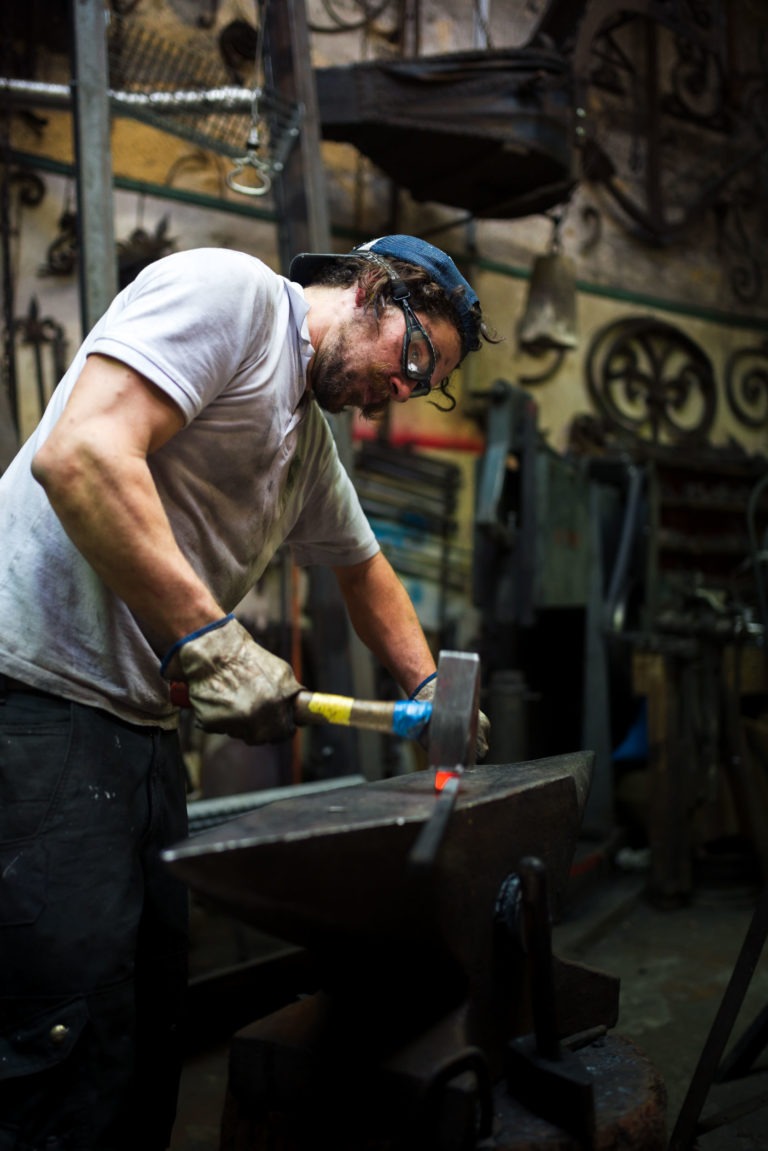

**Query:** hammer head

left=428, top=650, right=481, bottom=773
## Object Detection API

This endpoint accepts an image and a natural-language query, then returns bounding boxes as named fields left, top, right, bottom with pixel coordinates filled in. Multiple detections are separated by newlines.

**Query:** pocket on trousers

left=0, top=699, right=73, bottom=841
left=0, top=996, right=88, bottom=1080
left=0, top=839, right=47, bottom=926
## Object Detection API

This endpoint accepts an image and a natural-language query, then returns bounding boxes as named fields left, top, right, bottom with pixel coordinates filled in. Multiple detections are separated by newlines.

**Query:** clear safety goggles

left=391, top=286, right=437, bottom=398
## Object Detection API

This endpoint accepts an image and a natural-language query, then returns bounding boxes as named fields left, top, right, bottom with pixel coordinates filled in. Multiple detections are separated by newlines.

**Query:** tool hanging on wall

left=225, top=0, right=304, bottom=197
left=2, top=168, right=47, bottom=447
left=38, top=187, right=175, bottom=289
left=116, top=196, right=176, bottom=289
left=14, top=296, right=67, bottom=424
left=37, top=182, right=78, bottom=278
left=517, top=206, right=578, bottom=384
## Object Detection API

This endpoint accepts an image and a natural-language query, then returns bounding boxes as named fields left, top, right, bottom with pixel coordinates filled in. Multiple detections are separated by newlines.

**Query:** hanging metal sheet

left=314, top=47, right=576, bottom=218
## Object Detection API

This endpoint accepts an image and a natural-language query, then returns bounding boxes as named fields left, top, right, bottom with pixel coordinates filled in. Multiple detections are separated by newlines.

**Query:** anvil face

left=164, top=754, right=592, bottom=978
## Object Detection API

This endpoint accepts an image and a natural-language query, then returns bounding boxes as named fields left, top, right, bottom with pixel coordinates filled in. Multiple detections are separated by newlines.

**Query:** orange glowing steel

left=434, top=769, right=457, bottom=793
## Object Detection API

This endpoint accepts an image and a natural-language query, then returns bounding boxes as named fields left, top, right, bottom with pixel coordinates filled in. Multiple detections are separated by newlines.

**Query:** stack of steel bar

left=353, top=441, right=469, bottom=638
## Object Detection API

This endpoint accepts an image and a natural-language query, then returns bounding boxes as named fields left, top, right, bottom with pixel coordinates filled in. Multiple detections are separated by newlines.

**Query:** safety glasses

left=393, top=290, right=437, bottom=397
left=366, top=253, right=437, bottom=398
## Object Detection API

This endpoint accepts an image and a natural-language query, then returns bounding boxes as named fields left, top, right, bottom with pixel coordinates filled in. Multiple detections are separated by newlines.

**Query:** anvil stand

left=217, top=871, right=667, bottom=1151
left=164, top=756, right=669, bottom=1151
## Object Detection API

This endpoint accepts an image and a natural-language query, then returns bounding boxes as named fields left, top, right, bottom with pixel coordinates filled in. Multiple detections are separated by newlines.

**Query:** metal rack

left=106, top=19, right=302, bottom=167
left=354, top=440, right=466, bottom=642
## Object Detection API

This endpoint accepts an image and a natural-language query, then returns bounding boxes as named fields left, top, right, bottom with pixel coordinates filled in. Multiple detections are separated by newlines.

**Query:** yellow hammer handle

left=293, top=690, right=398, bottom=733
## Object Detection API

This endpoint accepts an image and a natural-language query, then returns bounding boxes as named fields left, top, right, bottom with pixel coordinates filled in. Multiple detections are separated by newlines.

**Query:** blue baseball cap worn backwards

left=289, top=234, right=481, bottom=359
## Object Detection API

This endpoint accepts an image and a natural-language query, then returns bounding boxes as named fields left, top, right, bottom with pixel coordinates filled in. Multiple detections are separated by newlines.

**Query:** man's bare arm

left=333, top=551, right=436, bottom=697
left=31, top=353, right=224, bottom=649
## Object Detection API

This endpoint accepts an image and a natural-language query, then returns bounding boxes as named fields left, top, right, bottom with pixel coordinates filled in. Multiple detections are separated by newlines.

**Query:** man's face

left=309, top=305, right=462, bottom=421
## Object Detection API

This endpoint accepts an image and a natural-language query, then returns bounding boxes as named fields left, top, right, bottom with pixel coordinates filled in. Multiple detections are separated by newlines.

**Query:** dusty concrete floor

left=170, top=864, right=768, bottom=1150
left=554, top=871, right=768, bottom=1145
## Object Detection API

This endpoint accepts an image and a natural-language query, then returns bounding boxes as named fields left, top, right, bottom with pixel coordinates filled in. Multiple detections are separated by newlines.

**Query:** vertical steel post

left=263, top=0, right=381, bottom=777
left=264, top=0, right=330, bottom=265
left=71, top=0, right=118, bottom=335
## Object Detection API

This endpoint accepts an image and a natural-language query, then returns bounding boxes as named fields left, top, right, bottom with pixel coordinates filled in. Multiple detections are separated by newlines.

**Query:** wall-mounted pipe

left=0, top=77, right=255, bottom=115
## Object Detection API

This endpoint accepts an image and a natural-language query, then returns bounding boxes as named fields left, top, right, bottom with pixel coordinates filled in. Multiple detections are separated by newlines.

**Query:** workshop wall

left=4, top=0, right=768, bottom=624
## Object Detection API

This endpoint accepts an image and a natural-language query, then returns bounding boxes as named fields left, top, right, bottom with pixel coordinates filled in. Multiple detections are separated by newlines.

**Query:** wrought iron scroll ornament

left=9, top=168, right=45, bottom=209
left=725, top=340, right=768, bottom=430
left=307, top=0, right=396, bottom=35
left=39, top=209, right=78, bottom=277
left=572, top=0, right=768, bottom=284
left=715, top=186, right=764, bottom=305
left=586, top=317, right=717, bottom=446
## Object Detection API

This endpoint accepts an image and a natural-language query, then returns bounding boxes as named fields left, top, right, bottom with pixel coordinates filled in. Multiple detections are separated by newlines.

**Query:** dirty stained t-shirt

left=0, top=248, right=379, bottom=727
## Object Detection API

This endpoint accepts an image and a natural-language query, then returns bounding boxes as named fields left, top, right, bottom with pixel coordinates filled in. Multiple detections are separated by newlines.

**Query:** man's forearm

left=30, top=358, right=225, bottom=650
left=334, top=552, right=436, bottom=696
left=33, top=446, right=223, bottom=648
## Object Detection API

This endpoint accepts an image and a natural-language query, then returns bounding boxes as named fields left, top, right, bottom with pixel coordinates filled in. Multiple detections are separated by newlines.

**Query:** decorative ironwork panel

left=571, top=0, right=768, bottom=309
left=585, top=317, right=717, bottom=445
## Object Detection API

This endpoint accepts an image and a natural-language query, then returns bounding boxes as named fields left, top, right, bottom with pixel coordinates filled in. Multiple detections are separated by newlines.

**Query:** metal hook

left=225, top=154, right=272, bottom=196
left=225, top=121, right=273, bottom=196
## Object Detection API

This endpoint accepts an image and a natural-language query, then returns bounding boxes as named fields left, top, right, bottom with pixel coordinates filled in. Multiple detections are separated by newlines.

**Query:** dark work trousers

left=0, top=685, right=189, bottom=1151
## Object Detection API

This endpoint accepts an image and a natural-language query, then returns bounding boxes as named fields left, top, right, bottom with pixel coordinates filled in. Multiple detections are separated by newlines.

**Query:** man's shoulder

left=136, top=247, right=281, bottom=292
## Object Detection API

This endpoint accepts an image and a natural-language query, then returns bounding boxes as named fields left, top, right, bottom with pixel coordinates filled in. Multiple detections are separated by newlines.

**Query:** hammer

left=293, top=690, right=431, bottom=741
left=170, top=681, right=432, bottom=740
left=170, top=650, right=480, bottom=761
left=296, top=648, right=480, bottom=765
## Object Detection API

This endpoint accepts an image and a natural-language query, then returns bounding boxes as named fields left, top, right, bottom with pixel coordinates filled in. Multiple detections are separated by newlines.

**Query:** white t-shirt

left=0, top=249, right=379, bottom=727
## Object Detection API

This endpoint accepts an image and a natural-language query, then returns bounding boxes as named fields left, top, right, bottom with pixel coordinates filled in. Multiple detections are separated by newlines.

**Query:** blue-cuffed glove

left=410, top=672, right=491, bottom=761
left=161, top=615, right=301, bottom=745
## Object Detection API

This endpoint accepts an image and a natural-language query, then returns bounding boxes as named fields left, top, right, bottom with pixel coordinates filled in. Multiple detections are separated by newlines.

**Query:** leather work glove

left=161, top=615, right=302, bottom=745
left=410, top=673, right=491, bottom=761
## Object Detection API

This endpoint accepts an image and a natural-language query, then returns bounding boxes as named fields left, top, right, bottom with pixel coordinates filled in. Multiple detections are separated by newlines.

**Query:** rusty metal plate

left=487, top=1034, right=667, bottom=1150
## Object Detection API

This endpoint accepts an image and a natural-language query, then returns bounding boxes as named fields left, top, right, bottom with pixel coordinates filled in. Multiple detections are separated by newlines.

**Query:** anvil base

left=221, top=1018, right=666, bottom=1150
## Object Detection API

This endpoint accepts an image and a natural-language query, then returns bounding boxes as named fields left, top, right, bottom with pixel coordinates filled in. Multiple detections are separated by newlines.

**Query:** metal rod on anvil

left=409, top=774, right=461, bottom=870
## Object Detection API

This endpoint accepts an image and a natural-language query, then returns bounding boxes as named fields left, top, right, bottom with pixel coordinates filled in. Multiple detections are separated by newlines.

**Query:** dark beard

left=311, top=345, right=390, bottom=421
left=311, top=352, right=353, bottom=414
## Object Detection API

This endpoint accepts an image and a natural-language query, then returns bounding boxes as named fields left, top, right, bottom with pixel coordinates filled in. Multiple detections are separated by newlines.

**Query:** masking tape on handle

left=304, top=692, right=354, bottom=726
left=392, top=699, right=433, bottom=739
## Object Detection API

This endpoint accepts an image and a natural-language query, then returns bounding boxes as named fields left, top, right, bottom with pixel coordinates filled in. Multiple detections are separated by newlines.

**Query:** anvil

left=163, top=753, right=607, bottom=1064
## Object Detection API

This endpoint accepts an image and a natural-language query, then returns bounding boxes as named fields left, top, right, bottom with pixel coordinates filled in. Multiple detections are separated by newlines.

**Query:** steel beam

left=262, top=0, right=377, bottom=777
left=71, top=0, right=118, bottom=334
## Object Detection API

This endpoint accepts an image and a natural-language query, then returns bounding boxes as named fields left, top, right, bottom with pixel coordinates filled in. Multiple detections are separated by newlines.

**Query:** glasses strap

left=361, top=252, right=411, bottom=304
